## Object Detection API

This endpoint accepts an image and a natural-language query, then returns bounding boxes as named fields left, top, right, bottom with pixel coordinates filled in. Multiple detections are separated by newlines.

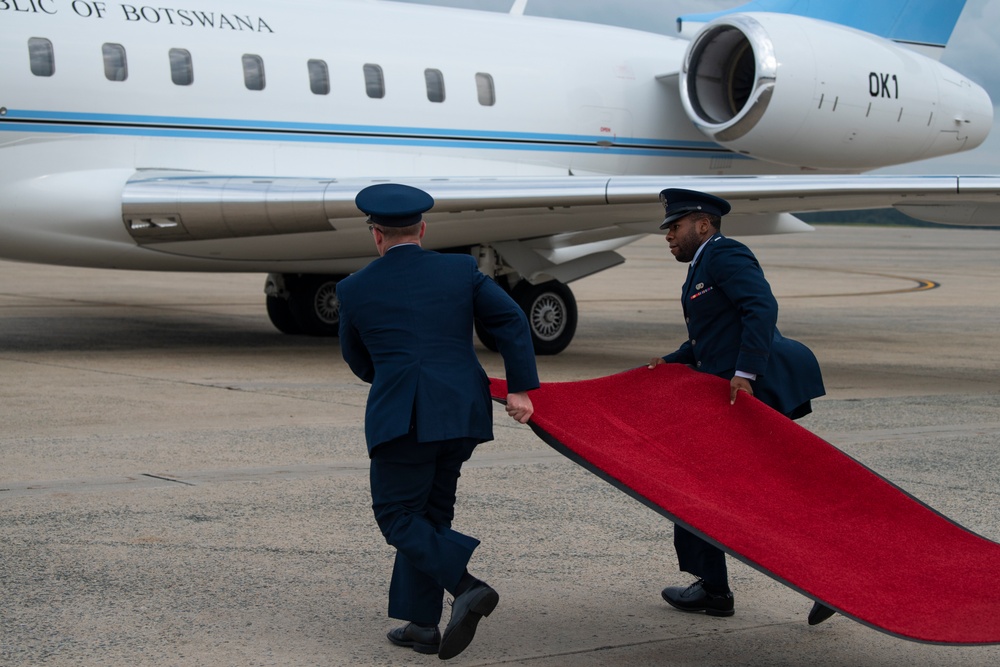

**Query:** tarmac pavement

left=2, top=225, right=1000, bottom=666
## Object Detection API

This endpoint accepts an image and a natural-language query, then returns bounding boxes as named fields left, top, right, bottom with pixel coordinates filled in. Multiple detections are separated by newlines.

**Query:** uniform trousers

left=369, top=434, right=481, bottom=625
left=674, top=525, right=729, bottom=587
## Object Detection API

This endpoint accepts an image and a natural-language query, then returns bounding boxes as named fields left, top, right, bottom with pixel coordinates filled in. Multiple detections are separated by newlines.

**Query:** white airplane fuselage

left=2, top=1, right=695, bottom=272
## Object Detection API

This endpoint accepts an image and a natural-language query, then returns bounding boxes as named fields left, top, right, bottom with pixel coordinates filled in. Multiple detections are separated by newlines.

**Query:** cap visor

left=659, top=208, right=698, bottom=230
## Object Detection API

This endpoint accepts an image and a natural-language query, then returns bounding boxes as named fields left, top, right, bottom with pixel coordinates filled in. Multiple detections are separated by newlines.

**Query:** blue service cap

left=355, top=183, right=434, bottom=227
left=658, top=188, right=731, bottom=229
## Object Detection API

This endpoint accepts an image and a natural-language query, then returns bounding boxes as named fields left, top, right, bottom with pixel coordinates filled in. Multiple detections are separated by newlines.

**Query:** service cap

left=355, top=183, right=434, bottom=227
left=658, top=188, right=731, bottom=230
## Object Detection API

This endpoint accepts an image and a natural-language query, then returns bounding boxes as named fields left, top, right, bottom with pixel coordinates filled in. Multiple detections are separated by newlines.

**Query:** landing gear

left=267, top=270, right=579, bottom=354
left=514, top=279, right=577, bottom=355
left=265, top=273, right=345, bottom=337
left=265, top=293, right=301, bottom=334
left=288, top=274, right=342, bottom=336
left=475, top=279, right=578, bottom=356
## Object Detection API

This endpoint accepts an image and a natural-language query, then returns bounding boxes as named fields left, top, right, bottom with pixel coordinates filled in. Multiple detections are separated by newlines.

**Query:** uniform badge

left=695, top=282, right=704, bottom=290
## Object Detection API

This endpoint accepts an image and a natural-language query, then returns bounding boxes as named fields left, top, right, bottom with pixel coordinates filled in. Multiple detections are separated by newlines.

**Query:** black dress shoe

left=661, top=579, right=735, bottom=617
left=438, top=581, right=499, bottom=660
left=387, top=622, right=441, bottom=655
left=808, top=602, right=836, bottom=625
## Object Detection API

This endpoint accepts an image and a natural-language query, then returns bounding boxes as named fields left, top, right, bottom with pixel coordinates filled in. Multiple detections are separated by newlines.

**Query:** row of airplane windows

left=25, top=37, right=498, bottom=106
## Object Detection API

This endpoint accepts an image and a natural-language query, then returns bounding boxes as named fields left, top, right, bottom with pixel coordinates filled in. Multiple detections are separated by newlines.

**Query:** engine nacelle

left=679, top=13, right=993, bottom=170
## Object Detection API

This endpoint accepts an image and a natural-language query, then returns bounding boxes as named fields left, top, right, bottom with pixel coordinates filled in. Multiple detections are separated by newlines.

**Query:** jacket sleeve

left=336, top=280, right=375, bottom=384
left=662, top=340, right=695, bottom=366
left=472, top=268, right=539, bottom=393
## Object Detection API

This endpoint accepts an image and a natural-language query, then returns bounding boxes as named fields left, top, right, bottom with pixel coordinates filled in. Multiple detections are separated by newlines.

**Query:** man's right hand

left=648, top=357, right=665, bottom=369
left=506, top=391, right=534, bottom=424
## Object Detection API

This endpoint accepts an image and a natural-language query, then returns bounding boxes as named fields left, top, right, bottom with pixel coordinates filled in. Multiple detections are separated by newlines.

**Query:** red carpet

left=490, top=365, right=1000, bottom=645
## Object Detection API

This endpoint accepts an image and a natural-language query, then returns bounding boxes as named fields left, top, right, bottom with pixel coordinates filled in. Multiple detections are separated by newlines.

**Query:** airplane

left=2, top=0, right=998, bottom=354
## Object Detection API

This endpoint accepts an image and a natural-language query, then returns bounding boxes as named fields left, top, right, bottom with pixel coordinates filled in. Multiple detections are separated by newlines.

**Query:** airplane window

left=476, top=73, right=495, bottom=106
left=102, top=43, right=128, bottom=82
left=425, top=68, right=445, bottom=103
left=169, top=48, right=193, bottom=86
left=243, top=54, right=266, bottom=91
left=308, top=59, right=330, bottom=95
left=28, top=37, right=55, bottom=77
left=363, top=64, right=384, bottom=99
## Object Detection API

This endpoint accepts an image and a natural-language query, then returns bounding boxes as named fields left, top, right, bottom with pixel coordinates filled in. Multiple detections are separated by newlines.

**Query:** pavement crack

left=140, top=473, right=196, bottom=487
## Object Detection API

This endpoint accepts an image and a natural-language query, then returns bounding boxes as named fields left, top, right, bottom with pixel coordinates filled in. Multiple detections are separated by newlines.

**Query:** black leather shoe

left=387, top=622, right=440, bottom=655
left=661, top=579, right=735, bottom=617
left=438, top=582, right=499, bottom=660
left=808, top=602, right=836, bottom=625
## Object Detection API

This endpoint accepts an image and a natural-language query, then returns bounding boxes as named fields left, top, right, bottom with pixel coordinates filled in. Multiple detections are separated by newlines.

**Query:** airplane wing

left=123, top=171, right=1000, bottom=252
left=17, top=166, right=1000, bottom=353
left=120, top=171, right=1000, bottom=356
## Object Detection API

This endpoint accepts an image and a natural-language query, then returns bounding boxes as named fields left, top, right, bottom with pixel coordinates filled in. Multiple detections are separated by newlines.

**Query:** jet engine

left=679, top=13, right=993, bottom=170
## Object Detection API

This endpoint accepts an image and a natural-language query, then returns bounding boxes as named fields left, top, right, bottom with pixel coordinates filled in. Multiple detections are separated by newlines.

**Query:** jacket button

left=696, top=361, right=702, bottom=368
left=690, top=339, right=696, bottom=346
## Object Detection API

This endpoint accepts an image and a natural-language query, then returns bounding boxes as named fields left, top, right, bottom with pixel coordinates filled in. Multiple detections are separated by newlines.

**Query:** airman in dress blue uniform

left=337, top=184, right=539, bottom=659
left=648, top=188, right=826, bottom=619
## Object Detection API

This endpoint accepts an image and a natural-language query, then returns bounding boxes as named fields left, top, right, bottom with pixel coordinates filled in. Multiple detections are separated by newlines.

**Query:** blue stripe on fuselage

left=0, top=109, right=745, bottom=160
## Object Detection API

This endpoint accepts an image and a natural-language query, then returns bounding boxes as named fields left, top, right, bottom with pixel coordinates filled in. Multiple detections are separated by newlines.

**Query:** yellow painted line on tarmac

left=578, top=267, right=939, bottom=303
left=770, top=264, right=940, bottom=298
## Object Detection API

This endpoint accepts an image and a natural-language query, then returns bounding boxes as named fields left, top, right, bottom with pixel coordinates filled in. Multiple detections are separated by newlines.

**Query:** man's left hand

left=730, top=376, right=753, bottom=405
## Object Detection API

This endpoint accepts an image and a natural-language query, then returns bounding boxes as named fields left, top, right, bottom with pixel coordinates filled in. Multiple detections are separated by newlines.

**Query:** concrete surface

left=2, top=225, right=999, bottom=666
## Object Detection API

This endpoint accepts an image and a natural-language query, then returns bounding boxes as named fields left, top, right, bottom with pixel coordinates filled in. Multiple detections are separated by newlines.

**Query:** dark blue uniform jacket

left=337, top=245, right=539, bottom=454
left=662, top=234, right=825, bottom=418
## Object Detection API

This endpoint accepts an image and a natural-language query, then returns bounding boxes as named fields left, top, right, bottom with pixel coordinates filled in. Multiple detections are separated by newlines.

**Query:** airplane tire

left=288, top=274, right=344, bottom=337
left=512, top=279, right=577, bottom=356
left=266, top=294, right=303, bottom=335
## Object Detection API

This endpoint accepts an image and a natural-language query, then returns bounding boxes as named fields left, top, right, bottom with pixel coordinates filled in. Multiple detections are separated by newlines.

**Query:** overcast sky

left=394, top=0, right=1000, bottom=174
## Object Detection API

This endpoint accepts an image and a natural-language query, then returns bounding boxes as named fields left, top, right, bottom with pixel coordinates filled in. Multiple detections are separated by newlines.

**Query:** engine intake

left=679, top=13, right=992, bottom=170
left=683, top=16, right=775, bottom=140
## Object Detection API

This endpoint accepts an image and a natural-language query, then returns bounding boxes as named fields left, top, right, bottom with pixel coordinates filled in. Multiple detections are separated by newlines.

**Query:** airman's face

left=664, top=214, right=707, bottom=263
